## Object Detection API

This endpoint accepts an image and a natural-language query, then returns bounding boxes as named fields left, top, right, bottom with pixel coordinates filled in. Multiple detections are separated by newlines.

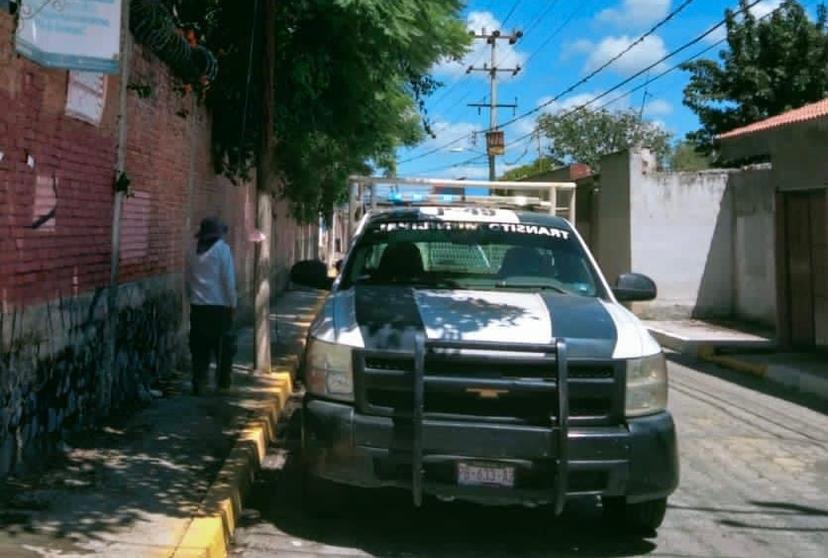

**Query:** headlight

left=625, top=352, right=668, bottom=417
left=305, top=338, right=354, bottom=402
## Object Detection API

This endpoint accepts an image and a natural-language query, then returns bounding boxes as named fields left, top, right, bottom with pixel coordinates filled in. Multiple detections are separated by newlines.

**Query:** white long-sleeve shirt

left=187, top=239, right=237, bottom=308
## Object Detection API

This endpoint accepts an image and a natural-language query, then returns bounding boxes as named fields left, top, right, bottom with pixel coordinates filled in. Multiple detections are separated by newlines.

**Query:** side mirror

left=290, top=260, right=333, bottom=290
left=612, top=273, right=657, bottom=302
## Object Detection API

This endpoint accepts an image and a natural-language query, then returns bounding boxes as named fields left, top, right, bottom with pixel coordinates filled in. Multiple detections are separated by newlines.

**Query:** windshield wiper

left=354, top=276, right=458, bottom=288
left=494, top=282, right=569, bottom=294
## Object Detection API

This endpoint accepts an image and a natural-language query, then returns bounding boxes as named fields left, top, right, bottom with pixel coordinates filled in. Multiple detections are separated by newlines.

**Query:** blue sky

left=395, top=0, right=812, bottom=178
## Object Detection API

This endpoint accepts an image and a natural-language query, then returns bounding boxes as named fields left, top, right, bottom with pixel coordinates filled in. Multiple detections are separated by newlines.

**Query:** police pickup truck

left=290, top=180, right=678, bottom=534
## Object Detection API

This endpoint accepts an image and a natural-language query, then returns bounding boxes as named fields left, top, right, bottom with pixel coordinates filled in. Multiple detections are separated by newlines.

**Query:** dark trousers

left=189, top=305, right=235, bottom=391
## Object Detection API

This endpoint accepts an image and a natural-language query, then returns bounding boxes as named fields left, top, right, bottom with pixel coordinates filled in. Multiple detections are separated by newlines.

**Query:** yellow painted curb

left=170, top=372, right=293, bottom=558
left=699, top=347, right=768, bottom=378
left=171, top=294, right=326, bottom=558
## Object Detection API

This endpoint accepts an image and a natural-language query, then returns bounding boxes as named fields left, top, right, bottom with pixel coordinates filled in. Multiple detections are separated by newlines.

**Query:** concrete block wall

left=628, top=150, right=736, bottom=320
left=731, top=167, right=776, bottom=327
left=592, top=148, right=776, bottom=327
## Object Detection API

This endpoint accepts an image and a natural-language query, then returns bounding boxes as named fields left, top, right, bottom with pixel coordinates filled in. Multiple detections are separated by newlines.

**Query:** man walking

left=187, top=216, right=237, bottom=394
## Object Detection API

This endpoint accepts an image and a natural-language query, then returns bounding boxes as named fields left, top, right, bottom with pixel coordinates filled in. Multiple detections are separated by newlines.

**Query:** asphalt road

left=230, top=356, right=828, bottom=558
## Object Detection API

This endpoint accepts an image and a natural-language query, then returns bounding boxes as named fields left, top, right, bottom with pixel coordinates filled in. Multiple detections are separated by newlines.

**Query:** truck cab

left=290, top=179, right=678, bottom=534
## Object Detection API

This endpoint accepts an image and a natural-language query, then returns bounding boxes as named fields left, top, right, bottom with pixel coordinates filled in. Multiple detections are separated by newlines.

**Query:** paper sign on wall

left=66, top=71, right=107, bottom=125
left=15, top=0, right=122, bottom=74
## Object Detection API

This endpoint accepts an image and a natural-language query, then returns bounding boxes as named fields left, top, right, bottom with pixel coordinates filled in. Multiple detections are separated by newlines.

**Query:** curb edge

left=170, top=293, right=325, bottom=558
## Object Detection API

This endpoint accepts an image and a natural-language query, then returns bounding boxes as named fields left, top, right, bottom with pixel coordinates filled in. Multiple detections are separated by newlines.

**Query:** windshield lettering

left=376, top=221, right=570, bottom=240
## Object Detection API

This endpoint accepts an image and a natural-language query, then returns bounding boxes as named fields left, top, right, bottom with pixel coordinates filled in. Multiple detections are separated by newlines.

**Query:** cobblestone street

left=230, top=357, right=828, bottom=558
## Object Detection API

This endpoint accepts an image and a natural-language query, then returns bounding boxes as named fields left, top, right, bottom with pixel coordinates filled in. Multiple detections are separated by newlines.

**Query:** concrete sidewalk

left=0, top=289, right=324, bottom=558
left=644, top=319, right=776, bottom=355
left=644, top=319, right=828, bottom=406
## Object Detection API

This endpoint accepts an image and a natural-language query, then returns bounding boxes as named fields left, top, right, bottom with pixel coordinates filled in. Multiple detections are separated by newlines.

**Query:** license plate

left=457, top=462, right=515, bottom=488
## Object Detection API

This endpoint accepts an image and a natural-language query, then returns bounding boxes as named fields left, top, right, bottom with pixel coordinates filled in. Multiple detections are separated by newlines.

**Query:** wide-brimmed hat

left=195, top=216, right=228, bottom=240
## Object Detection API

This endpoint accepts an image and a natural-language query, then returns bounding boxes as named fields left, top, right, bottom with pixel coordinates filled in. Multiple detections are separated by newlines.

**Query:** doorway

left=780, top=189, right=827, bottom=349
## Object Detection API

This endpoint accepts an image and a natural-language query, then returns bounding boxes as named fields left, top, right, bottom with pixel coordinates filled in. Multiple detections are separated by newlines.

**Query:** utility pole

left=466, top=28, right=522, bottom=181
left=104, top=0, right=132, bottom=414
left=638, top=90, right=652, bottom=122
left=254, top=0, right=275, bottom=374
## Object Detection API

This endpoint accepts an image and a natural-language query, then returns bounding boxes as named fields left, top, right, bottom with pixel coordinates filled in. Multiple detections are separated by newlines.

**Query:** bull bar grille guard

left=353, top=335, right=570, bottom=513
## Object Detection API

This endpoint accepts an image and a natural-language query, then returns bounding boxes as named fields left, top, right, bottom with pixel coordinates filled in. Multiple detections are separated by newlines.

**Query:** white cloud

left=433, top=11, right=527, bottom=80
left=581, top=35, right=668, bottom=76
left=421, top=120, right=479, bottom=151
left=751, top=0, right=783, bottom=19
left=511, top=92, right=626, bottom=157
left=596, top=0, right=671, bottom=29
left=703, top=25, right=727, bottom=44
left=513, top=91, right=632, bottom=138
left=549, top=93, right=609, bottom=113
left=514, top=115, right=540, bottom=138
left=704, top=0, right=783, bottom=43
left=561, top=39, right=594, bottom=60
left=645, top=98, right=672, bottom=116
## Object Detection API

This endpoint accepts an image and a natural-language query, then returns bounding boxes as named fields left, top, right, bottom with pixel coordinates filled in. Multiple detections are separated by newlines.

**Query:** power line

left=413, top=26, right=741, bottom=177
left=501, top=0, right=523, bottom=27
left=401, top=0, right=761, bottom=166
left=442, top=89, right=474, bottom=114
left=523, top=1, right=585, bottom=67
left=547, top=0, right=697, bottom=99
left=466, top=28, right=523, bottom=180
left=429, top=45, right=492, bottom=110
left=522, top=0, right=560, bottom=39
left=415, top=0, right=799, bottom=177
left=400, top=0, right=702, bottom=166
left=428, top=2, right=524, bottom=113
left=502, top=41, right=728, bottom=154
left=483, top=0, right=703, bottom=134
left=423, top=0, right=527, bottom=115
left=412, top=153, right=488, bottom=177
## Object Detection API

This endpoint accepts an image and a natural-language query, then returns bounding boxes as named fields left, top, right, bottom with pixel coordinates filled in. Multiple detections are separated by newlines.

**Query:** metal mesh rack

left=345, top=175, right=577, bottom=243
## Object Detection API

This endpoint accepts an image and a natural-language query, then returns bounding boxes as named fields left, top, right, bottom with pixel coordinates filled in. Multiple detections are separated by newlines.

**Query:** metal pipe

left=348, top=175, right=576, bottom=190
left=412, top=333, right=426, bottom=507
left=553, top=339, right=569, bottom=515
left=104, top=0, right=133, bottom=414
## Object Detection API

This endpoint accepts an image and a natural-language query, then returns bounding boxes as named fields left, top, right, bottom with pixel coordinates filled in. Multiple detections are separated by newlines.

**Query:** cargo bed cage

left=345, top=175, right=577, bottom=244
left=353, top=334, right=572, bottom=514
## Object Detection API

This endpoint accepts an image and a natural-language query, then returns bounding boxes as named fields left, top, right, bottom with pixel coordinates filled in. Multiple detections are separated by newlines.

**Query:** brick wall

left=0, top=13, right=277, bottom=310
left=0, top=13, right=319, bottom=475
left=0, top=14, right=118, bottom=309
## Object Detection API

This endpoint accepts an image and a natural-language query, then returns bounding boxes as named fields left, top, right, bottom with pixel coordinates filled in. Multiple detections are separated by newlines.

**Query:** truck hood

left=309, top=287, right=661, bottom=360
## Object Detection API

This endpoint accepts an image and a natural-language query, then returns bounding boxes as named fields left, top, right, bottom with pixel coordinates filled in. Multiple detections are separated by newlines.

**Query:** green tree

left=500, top=158, right=557, bottom=181
left=164, top=0, right=470, bottom=220
left=670, top=140, right=713, bottom=171
left=681, top=0, right=828, bottom=155
left=535, top=108, right=673, bottom=172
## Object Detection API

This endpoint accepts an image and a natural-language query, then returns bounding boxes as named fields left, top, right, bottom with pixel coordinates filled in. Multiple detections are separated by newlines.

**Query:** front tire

left=302, top=472, right=346, bottom=517
left=602, top=496, right=667, bottom=535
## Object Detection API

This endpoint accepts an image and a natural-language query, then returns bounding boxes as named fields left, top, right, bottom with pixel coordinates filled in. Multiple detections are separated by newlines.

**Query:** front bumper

left=303, top=397, right=679, bottom=507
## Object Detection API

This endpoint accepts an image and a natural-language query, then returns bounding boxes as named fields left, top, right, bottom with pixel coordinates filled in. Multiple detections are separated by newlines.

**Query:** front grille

left=365, top=356, right=614, bottom=379
left=356, top=348, right=622, bottom=426
left=367, top=388, right=557, bottom=424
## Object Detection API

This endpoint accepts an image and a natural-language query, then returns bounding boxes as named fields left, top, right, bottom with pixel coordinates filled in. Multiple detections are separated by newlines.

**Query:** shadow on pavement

left=0, top=289, right=325, bottom=556
left=0, top=387, right=254, bottom=554
left=665, top=352, right=828, bottom=416
left=232, top=407, right=659, bottom=558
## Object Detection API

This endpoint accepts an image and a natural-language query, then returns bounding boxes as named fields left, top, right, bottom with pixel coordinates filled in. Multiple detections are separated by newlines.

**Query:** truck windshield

left=340, top=219, right=604, bottom=297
